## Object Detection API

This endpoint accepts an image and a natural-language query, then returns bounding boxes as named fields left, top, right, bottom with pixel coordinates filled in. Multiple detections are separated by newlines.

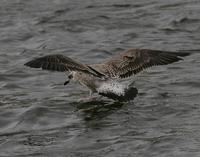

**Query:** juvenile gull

left=24, top=48, right=189, bottom=101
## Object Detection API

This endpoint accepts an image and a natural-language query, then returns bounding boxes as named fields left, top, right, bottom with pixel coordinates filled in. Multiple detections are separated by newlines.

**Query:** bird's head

left=64, top=73, right=73, bottom=85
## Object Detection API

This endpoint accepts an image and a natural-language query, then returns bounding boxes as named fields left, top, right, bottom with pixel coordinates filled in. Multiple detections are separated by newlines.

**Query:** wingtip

left=24, top=61, right=30, bottom=67
left=177, top=52, right=191, bottom=57
left=173, top=50, right=192, bottom=57
left=24, top=59, right=41, bottom=68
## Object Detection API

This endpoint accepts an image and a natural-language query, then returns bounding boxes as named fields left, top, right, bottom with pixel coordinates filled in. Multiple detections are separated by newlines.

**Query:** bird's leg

left=89, top=90, right=93, bottom=97
left=128, top=80, right=135, bottom=87
left=88, top=90, right=102, bottom=101
left=77, top=90, right=93, bottom=102
left=78, top=91, right=102, bottom=102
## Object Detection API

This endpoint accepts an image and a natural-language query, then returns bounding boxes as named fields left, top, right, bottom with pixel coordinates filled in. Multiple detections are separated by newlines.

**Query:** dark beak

left=64, top=80, right=70, bottom=85
left=64, top=74, right=73, bottom=85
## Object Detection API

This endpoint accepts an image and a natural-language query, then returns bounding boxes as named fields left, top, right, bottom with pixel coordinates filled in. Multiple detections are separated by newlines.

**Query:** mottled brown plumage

left=24, top=48, right=190, bottom=101
left=91, top=49, right=189, bottom=78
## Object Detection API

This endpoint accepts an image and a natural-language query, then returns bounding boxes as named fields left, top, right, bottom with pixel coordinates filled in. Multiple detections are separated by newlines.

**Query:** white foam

left=97, top=81, right=126, bottom=96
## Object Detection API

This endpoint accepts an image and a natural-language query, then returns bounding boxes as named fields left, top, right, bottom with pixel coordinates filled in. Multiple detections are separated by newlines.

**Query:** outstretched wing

left=24, top=54, right=104, bottom=77
left=91, top=49, right=190, bottom=78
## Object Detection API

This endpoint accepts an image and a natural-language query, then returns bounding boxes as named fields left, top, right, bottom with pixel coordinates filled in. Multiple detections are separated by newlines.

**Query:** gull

left=24, top=48, right=189, bottom=101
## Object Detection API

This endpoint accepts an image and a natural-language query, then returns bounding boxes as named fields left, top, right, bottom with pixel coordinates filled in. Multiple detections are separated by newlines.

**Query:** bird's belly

left=97, top=81, right=126, bottom=96
left=97, top=80, right=138, bottom=101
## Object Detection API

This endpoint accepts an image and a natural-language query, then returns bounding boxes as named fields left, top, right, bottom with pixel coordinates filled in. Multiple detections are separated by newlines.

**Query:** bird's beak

left=64, top=80, right=70, bottom=85
left=64, top=73, right=73, bottom=86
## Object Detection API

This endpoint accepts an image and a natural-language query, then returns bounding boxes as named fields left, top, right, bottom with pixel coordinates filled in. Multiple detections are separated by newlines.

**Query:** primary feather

left=24, top=54, right=105, bottom=78
left=91, top=49, right=190, bottom=78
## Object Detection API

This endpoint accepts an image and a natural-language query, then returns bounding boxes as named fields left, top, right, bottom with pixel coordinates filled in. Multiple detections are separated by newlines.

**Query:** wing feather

left=91, top=49, right=190, bottom=78
left=24, top=54, right=105, bottom=77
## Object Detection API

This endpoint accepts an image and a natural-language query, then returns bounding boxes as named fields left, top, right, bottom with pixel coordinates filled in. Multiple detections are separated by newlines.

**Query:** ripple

left=171, top=17, right=200, bottom=26
left=0, top=0, right=200, bottom=156
left=158, top=2, right=191, bottom=9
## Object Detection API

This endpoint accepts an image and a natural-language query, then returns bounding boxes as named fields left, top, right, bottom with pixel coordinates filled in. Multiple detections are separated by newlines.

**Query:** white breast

left=97, top=81, right=126, bottom=96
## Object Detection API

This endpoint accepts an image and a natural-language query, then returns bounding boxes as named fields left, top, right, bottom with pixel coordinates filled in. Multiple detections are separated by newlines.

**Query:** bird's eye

left=124, top=55, right=134, bottom=60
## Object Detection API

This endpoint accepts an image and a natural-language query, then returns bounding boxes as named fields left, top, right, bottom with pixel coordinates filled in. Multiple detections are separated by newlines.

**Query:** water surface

left=0, top=0, right=200, bottom=156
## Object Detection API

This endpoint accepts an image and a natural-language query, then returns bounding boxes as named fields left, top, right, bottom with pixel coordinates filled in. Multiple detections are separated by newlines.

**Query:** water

left=0, top=0, right=200, bottom=156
